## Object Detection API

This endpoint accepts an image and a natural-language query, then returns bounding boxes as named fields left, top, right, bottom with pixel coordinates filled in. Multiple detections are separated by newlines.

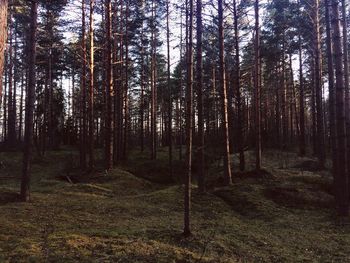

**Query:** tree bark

left=331, top=0, right=349, bottom=215
left=325, top=0, right=337, bottom=181
left=80, top=0, right=87, bottom=169
left=196, top=0, right=205, bottom=191
left=233, top=0, right=245, bottom=171
left=184, top=0, right=193, bottom=237
left=21, top=0, right=37, bottom=202
left=88, top=0, right=95, bottom=170
left=314, top=0, right=326, bottom=166
left=0, top=0, right=8, bottom=103
left=105, top=0, right=113, bottom=170
left=254, top=0, right=261, bottom=170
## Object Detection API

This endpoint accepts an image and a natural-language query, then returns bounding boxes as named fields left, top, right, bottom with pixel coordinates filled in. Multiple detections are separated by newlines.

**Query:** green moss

left=0, top=149, right=349, bottom=262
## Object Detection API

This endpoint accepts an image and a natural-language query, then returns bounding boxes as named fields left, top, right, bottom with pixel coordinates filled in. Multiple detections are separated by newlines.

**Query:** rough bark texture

left=254, top=0, right=261, bottom=170
left=0, top=0, right=8, bottom=102
left=331, top=0, right=349, bottom=215
left=233, top=0, right=245, bottom=171
left=325, top=0, right=337, bottom=182
left=341, top=0, right=350, bottom=199
left=314, top=0, right=326, bottom=166
left=105, top=0, right=113, bottom=170
left=21, top=1, right=37, bottom=202
left=80, top=0, right=87, bottom=169
left=88, top=0, right=95, bottom=170
left=184, top=0, right=193, bottom=237
left=196, top=0, right=205, bottom=191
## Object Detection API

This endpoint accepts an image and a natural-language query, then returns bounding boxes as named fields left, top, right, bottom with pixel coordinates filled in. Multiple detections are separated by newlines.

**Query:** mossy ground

left=0, top=147, right=349, bottom=262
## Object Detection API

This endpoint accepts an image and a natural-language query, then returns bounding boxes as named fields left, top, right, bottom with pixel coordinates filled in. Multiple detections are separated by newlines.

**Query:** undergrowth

left=0, top=148, right=349, bottom=262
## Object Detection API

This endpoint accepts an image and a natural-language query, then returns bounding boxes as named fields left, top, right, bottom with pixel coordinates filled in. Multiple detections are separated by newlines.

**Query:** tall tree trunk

left=140, top=0, right=145, bottom=153
left=105, top=0, right=113, bottom=169
left=80, top=0, right=87, bottom=169
left=254, top=0, right=261, bottom=170
left=331, top=0, right=349, bottom=215
left=298, top=31, right=306, bottom=156
left=151, top=0, right=157, bottom=160
left=325, top=0, right=337, bottom=181
left=341, top=0, right=350, bottom=196
left=166, top=0, right=173, bottom=177
left=18, top=71, right=24, bottom=141
left=196, top=0, right=205, bottom=191
left=21, top=0, right=37, bottom=202
left=7, top=11, right=16, bottom=148
left=0, top=0, right=8, bottom=102
left=184, top=0, right=193, bottom=237
left=233, top=0, right=245, bottom=171
left=218, top=0, right=232, bottom=184
left=314, top=0, right=326, bottom=166
left=88, top=0, right=95, bottom=170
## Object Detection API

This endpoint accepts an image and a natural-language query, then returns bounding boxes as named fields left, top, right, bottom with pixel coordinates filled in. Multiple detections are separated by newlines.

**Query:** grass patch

left=0, top=149, right=349, bottom=262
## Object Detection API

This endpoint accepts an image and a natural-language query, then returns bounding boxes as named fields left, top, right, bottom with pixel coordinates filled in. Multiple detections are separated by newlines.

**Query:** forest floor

left=0, top=147, right=349, bottom=262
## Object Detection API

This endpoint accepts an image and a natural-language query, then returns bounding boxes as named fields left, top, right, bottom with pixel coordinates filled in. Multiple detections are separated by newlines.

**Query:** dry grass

left=0, top=148, right=349, bottom=262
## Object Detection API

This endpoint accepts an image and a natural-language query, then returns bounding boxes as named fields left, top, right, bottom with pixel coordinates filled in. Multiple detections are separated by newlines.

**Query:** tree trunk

left=184, top=0, right=193, bottom=237
left=233, top=0, right=245, bottom=171
left=88, top=0, right=95, bottom=170
left=325, top=0, right=337, bottom=181
left=298, top=31, right=306, bottom=156
left=80, top=0, right=87, bottom=169
left=254, top=0, right=261, bottom=170
left=314, top=0, right=326, bottom=166
left=196, top=0, right=205, bottom=191
left=0, top=0, right=8, bottom=102
left=331, top=0, right=349, bottom=215
left=105, top=0, right=113, bottom=170
left=341, top=0, right=350, bottom=197
left=151, top=0, right=157, bottom=160
left=21, top=0, right=37, bottom=202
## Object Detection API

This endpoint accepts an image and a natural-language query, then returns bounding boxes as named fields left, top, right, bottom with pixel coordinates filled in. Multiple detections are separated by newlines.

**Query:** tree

left=313, top=0, right=325, bottom=166
left=233, top=0, right=245, bottom=171
left=0, top=0, right=8, bottom=102
left=331, top=0, right=349, bottom=215
left=184, top=0, right=193, bottom=237
left=88, top=0, right=95, bottom=170
left=254, top=0, right=261, bottom=170
left=325, top=0, right=337, bottom=179
left=21, top=0, right=38, bottom=202
left=196, top=0, right=205, bottom=191
left=80, top=0, right=87, bottom=169
left=105, top=0, right=113, bottom=170
left=218, top=0, right=232, bottom=184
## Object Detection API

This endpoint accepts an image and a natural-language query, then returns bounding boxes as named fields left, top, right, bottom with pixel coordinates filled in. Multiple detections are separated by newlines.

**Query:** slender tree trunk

left=218, top=0, right=232, bottom=184
left=140, top=0, right=145, bottom=153
left=298, top=33, right=306, bottom=156
left=254, top=0, right=261, bottom=170
left=80, top=0, right=87, bottom=169
left=166, top=0, right=173, bottom=177
left=233, top=0, right=245, bottom=171
left=0, top=0, right=8, bottom=102
left=325, top=0, right=337, bottom=180
left=105, top=0, right=113, bottom=169
left=341, top=0, right=350, bottom=195
left=184, top=0, right=193, bottom=237
left=151, top=0, right=157, bottom=160
left=88, top=0, right=95, bottom=170
left=21, top=0, right=37, bottom=202
left=7, top=12, right=16, bottom=148
left=331, top=0, right=349, bottom=215
left=18, top=71, right=24, bottom=141
left=314, top=0, right=326, bottom=166
left=196, top=0, right=204, bottom=191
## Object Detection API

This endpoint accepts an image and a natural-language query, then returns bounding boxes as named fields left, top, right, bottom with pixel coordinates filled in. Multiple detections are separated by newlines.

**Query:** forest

left=0, top=0, right=350, bottom=261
